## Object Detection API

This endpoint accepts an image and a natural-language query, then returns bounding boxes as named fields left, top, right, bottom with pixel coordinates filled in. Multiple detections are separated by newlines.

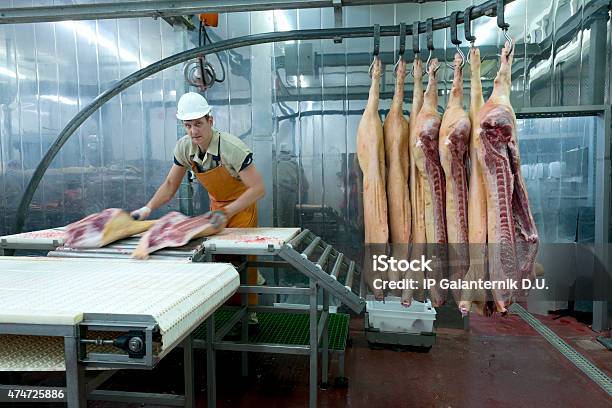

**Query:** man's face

left=183, top=115, right=213, bottom=144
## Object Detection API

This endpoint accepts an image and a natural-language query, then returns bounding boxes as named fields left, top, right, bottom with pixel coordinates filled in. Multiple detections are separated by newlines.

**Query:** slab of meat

left=357, top=57, right=388, bottom=300
left=409, top=58, right=426, bottom=246
left=383, top=58, right=411, bottom=295
left=413, top=59, right=446, bottom=245
left=404, top=57, right=426, bottom=306
left=411, top=59, right=447, bottom=306
left=132, top=211, right=223, bottom=259
left=475, top=42, right=539, bottom=312
left=439, top=54, right=471, bottom=304
left=460, top=47, right=489, bottom=315
left=65, top=208, right=155, bottom=248
left=383, top=58, right=411, bottom=245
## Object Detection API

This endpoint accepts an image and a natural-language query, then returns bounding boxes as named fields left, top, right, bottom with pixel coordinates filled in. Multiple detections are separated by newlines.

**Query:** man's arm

left=222, top=164, right=265, bottom=219
left=132, top=164, right=186, bottom=219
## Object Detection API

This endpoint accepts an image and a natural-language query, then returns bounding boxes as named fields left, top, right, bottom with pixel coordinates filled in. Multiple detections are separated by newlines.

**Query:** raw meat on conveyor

left=65, top=208, right=155, bottom=248
left=132, top=211, right=223, bottom=259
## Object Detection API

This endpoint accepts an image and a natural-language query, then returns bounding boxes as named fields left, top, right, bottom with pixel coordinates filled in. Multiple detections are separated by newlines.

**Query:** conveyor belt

left=42, top=227, right=301, bottom=259
left=0, top=227, right=66, bottom=251
left=1, top=226, right=362, bottom=408
left=200, top=228, right=300, bottom=252
left=2, top=226, right=364, bottom=312
left=48, top=235, right=204, bottom=260
left=2, top=226, right=364, bottom=317
left=278, top=229, right=364, bottom=313
left=0, top=257, right=239, bottom=355
left=0, top=227, right=66, bottom=244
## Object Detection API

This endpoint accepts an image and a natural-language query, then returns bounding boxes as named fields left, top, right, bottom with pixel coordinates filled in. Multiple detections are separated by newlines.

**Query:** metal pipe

left=53, top=248, right=130, bottom=255
left=237, top=285, right=310, bottom=295
left=593, top=105, right=611, bottom=332
left=46, top=251, right=180, bottom=260
left=182, top=336, right=195, bottom=408
left=206, top=315, right=216, bottom=408
left=301, top=236, right=321, bottom=259
left=64, top=336, right=86, bottom=407
left=248, top=305, right=329, bottom=314
left=0, top=0, right=445, bottom=25
left=321, top=290, right=330, bottom=385
left=309, top=278, right=317, bottom=408
left=317, top=310, right=329, bottom=345
left=12, top=0, right=514, bottom=235
left=287, top=229, right=310, bottom=249
left=330, top=253, right=344, bottom=279
left=315, top=244, right=333, bottom=270
left=344, top=260, right=355, bottom=290
left=249, top=260, right=290, bottom=267
left=213, top=341, right=310, bottom=355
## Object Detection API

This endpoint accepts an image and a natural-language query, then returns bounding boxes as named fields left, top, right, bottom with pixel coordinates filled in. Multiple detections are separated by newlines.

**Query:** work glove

left=130, top=206, right=151, bottom=221
left=206, top=209, right=227, bottom=230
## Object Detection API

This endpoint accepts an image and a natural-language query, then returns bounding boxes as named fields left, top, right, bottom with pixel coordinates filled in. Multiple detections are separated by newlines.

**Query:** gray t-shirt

left=173, top=129, right=253, bottom=179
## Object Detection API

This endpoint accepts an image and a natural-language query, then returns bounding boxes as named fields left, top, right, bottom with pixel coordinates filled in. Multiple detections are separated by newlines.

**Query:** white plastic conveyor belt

left=0, top=257, right=239, bottom=360
left=199, top=227, right=300, bottom=254
left=0, top=227, right=67, bottom=253
left=0, top=226, right=301, bottom=258
left=0, top=227, right=66, bottom=245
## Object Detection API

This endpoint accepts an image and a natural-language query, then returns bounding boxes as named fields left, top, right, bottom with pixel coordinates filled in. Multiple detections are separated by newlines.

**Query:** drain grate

left=192, top=309, right=350, bottom=351
left=509, top=303, right=612, bottom=397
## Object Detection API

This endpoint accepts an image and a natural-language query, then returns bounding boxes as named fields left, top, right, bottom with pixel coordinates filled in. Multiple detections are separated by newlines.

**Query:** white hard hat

left=176, top=92, right=212, bottom=120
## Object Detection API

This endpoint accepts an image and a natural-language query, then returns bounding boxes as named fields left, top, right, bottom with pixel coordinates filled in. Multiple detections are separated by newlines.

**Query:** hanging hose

left=202, top=26, right=226, bottom=83
left=184, top=21, right=227, bottom=89
left=196, top=21, right=226, bottom=85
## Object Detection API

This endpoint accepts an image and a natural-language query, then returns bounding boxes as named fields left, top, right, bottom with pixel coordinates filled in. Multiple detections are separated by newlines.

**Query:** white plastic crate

left=366, top=296, right=436, bottom=334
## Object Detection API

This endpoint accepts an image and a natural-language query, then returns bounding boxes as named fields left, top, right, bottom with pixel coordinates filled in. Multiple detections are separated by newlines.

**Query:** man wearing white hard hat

left=131, top=92, right=265, bottom=312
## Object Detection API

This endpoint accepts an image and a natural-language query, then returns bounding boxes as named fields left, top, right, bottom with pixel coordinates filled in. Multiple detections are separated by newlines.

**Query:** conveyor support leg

left=309, top=278, right=318, bottom=408
left=321, top=290, right=329, bottom=387
left=183, top=335, right=195, bottom=408
left=206, top=315, right=216, bottom=408
left=64, top=335, right=85, bottom=408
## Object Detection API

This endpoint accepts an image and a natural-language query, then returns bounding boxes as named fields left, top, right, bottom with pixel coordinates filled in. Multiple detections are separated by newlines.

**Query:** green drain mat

left=192, top=309, right=349, bottom=351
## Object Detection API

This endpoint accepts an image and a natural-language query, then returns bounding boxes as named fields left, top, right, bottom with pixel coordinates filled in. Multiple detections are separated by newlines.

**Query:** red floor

left=7, top=310, right=611, bottom=407
left=208, top=313, right=612, bottom=408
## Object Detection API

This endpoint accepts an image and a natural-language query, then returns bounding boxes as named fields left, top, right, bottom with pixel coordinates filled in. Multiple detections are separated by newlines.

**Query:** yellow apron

left=190, top=152, right=259, bottom=305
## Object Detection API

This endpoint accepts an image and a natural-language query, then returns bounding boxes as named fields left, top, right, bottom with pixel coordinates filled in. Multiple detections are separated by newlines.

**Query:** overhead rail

left=0, top=0, right=461, bottom=25
left=12, top=0, right=515, bottom=236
